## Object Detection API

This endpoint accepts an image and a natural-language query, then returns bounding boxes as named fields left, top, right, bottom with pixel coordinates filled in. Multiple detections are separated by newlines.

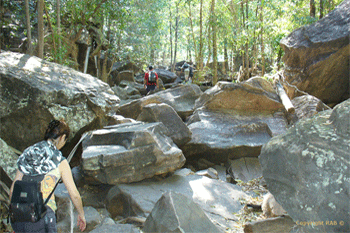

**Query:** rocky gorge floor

left=1, top=2, right=350, bottom=228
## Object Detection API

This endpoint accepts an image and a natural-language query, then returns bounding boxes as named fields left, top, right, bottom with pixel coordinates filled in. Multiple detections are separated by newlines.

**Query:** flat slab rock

left=106, top=169, right=250, bottom=231
left=183, top=108, right=287, bottom=162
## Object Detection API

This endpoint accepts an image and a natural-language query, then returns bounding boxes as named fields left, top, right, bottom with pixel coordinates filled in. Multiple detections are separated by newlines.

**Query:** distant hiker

left=181, top=62, right=191, bottom=84
left=144, top=66, right=159, bottom=95
left=9, top=120, right=86, bottom=233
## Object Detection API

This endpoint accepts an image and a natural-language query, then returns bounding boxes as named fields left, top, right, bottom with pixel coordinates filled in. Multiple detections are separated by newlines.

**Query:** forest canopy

left=0, top=0, right=343, bottom=83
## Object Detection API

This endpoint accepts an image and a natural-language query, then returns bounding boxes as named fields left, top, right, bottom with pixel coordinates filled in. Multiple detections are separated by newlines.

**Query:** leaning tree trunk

left=38, top=0, right=44, bottom=58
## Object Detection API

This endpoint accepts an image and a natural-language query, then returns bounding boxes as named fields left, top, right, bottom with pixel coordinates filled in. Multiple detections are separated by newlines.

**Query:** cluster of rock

left=1, top=3, right=349, bottom=232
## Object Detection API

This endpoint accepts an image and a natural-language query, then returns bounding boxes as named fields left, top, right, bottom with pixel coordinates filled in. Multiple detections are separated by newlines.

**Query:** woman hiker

left=9, top=119, right=86, bottom=232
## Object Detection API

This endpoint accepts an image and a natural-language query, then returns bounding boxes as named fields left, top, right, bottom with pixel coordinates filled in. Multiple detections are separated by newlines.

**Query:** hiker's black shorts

left=11, top=207, right=57, bottom=233
left=146, top=85, right=156, bottom=94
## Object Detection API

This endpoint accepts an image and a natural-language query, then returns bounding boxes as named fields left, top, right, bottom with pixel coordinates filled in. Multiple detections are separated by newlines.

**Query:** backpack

left=9, top=175, right=47, bottom=223
left=148, top=71, right=156, bottom=83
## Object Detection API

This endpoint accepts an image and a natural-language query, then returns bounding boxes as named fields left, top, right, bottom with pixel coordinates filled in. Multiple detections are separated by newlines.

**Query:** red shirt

left=144, top=71, right=158, bottom=86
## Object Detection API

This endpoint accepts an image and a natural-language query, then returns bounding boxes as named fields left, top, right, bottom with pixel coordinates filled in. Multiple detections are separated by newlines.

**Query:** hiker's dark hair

left=44, top=119, right=70, bottom=140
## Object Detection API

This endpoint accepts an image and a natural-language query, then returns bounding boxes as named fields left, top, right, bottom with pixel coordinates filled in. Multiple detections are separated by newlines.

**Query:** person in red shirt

left=144, top=66, right=159, bottom=95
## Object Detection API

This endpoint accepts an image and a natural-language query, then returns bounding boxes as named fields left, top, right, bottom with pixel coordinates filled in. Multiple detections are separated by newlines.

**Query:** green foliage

left=1, top=0, right=344, bottom=73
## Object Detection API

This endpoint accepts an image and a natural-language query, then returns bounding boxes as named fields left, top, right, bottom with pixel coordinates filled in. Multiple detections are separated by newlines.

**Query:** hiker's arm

left=59, top=160, right=86, bottom=231
left=9, top=169, right=24, bottom=199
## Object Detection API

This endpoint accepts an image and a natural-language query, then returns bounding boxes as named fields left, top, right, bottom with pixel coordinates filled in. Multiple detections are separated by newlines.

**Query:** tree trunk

left=0, top=0, right=3, bottom=51
left=25, top=0, right=32, bottom=55
left=253, top=2, right=259, bottom=70
left=198, top=0, right=204, bottom=71
left=229, top=0, right=238, bottom=79
left=244, top=0, right=249, bottom=77
left=230, top=45, right=234, bottom=80
left=211, top=0, right=218, bottom=85
left=57, top=0, right=61, bottom=62
left=240, top=0, right=248, bottom=80
left=319, top=0, right=324, bottom=18
left=169, top=6, right=174, bottom=72
left=44, top=5, right=56, bottom=58
left=151, top=48, right=155, bottom=64
left=188, top=2, right=197, bottom=64
left=260, top=0, right=265, bottom=75
left=224, top=40, right=228, bottom=75
left=310, top=0, right=316, bottom=17
left=187, top=37, right=192, bottom=62
left=101, top=50, right=109, bottom=83
left=173, top=4, right=179, bottom=72
left=38, top=0, right=44, bottom=58
left=205, top=24, right=212, bottom=67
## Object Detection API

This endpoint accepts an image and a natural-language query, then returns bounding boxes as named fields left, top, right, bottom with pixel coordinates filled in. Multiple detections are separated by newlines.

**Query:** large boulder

left=182, top=78, right=288, bottom=163
left=111, top=61, right=142, bottom=74
left=109, top=70, right=135, bottom=86
left=0, top=138, right=18, bottom=180
left=137, top=103, right=192, bottom=147
left=154, top=68, right=178, bottom=84
left=280, top=0, right=350, bottom=105
left=259, top=99, right=350, bottom=232
left=143, top=191, right=222, bottom=233
left=118, top=84, right=203, bottom=120
left=0, top=51, right=119, bottom=151
left=290, top=94, right=330, bottom=122
left=81, top=122, right=186, bottom=184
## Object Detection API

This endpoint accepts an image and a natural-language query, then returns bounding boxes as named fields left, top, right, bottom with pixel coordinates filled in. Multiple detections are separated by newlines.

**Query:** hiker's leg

left=146, top=85, right=156, bottom=95
left=148, top=85, right=156, bottom=94
left=184, top=69, right=190, bottom=81
left=146, top=85, right=151, bottom=94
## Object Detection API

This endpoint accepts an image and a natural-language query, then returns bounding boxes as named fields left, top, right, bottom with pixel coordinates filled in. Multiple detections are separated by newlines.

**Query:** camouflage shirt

left=17, top=140, right=65, bottom=176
